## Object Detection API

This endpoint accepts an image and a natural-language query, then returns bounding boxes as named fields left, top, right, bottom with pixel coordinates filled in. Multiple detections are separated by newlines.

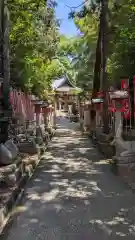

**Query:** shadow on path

left=1, top=117, right=135, bottom=239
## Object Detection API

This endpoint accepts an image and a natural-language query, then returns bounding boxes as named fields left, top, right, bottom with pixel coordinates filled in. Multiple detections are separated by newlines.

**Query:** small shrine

left=52, top=76, right=81, bottom=111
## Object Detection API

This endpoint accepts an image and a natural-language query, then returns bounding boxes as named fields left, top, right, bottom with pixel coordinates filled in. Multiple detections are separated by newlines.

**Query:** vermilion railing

left=9, top=90, right=34, bottom=121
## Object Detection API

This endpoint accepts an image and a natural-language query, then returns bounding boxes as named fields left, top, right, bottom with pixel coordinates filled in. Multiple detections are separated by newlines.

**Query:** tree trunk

left=0, top=0, right=11, bottom=143
left=0, top=0, right=4, bottom=80
left=3, top=0, right=10, bottom=88
left=91, top=11, right=102, bottom=132
left=92, top=16, right=101, bottom=99
left=100, top=0, right=109, bottom=133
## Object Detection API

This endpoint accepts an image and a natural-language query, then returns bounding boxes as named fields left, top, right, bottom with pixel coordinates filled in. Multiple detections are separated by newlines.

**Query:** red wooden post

left=34, top=104, right=41, bottom=125
left=42, top=106, right=49, bottom=126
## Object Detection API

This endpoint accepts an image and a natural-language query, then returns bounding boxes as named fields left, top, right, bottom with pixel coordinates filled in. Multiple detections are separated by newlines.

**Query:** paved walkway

left=2, top=117, right=135, bottom=239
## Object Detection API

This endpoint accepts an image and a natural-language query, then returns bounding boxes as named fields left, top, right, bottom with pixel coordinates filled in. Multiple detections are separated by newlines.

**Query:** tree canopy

left=70, top=0, right=135, bottom=88
left=8, top=0, right=135, bottom=99
left=9, top=0, right=60, bottom=95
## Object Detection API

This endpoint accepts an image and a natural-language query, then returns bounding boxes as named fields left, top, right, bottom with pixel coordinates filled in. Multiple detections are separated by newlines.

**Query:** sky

left=56, top=0, right=83, bottom=36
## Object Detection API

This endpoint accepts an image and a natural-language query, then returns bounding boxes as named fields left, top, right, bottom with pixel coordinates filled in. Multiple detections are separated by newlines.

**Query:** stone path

left=1, top=117, right=135, bottom=239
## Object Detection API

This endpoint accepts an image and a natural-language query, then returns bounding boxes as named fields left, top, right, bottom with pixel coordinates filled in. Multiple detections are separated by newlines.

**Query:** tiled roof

left=55, top=86, right=79, bottom=92
left=52, top=77, right=67, bottom=90
left=52, top=76, right=82, bottom=93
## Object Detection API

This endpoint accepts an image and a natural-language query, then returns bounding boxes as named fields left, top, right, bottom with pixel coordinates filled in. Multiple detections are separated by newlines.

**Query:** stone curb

left=83, top=131, right=135, bottom=192
left=0, top=153, right=40, bottom=235
left=117, top=163, right=135, bottom=190
left=86, top=133, right=115, bottom=158
left=88, top=134, right=135, bottom=190
left=0, top=129, right=55, bottom=235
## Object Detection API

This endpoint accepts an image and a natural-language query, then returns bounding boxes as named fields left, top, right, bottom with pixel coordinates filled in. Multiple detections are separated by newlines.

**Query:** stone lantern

left=91, top=91, right=104, bottom=127
left=109, top=90, right=135, bottom=163
left=41, top=101, right=49, bottom=128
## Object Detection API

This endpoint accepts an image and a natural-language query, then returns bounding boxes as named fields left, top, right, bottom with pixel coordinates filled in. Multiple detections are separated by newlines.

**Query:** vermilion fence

left=9, top=90, right=34, bottom=121
left=91, top=77, right=135, bottom=136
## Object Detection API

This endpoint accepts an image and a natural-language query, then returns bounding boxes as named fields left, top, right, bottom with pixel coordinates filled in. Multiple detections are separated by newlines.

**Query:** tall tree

left=100, top=0, right=109, bottom=133
left=0, top=0, right=11, bottom=142
left=70, top=11, right=98, bottom=90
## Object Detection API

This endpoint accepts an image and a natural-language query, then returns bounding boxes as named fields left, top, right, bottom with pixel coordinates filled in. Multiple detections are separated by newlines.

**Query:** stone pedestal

left=84, top=108, right=90, bottom=131
left=18, top=139, right=38, bottom=155
left=0, top=140, right=18, bottom=166
left=96, top=111, right=101, bottom=126
left=96, top=130, right=115, bottom=158
left=112, top=111, right=135, bottom=163
left=0, top=155, right=24, bottom=187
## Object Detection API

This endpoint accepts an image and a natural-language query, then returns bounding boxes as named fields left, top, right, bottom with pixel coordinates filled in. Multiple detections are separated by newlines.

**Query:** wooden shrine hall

left=52, top=76, right=81, bottom=111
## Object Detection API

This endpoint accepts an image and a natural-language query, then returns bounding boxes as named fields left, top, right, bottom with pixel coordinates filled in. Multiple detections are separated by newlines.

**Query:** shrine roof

left=52, top=76, right=75, bottom=90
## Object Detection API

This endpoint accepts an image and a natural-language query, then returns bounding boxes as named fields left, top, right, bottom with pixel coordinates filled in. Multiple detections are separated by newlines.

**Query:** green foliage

left=71, top=14, right=98, bottom=89
left=9, top=0, right=135, bottom=99
left=9, top=0, right=100, bottom=98
left=9, top=0, right=60, bottom=97
left=107, top=0, right=135, bottom=85
left=69, top=0, right=135, bottom=89
left=9, top=0, right=79, bottom=98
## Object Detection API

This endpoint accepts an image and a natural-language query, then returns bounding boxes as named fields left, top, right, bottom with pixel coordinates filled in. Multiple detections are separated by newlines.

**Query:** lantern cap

left=91, top=98, right=104, bottom=103
left=42, top=101, right=49, bottom=108
left=109, top=90, right=128, bottom=100
left=32, top=100, right=44, bottom=105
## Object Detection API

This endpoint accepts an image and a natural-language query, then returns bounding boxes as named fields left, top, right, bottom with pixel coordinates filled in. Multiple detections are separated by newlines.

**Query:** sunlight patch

left=116, top=232, right=127, bottom=236
left=64, top=186, right=93, bottom=198
left=13, top=205, right=28, bottom=214
left=30, top=218, right=38, bottom=223
left=78, top=148, right=93, bottom=153
left=41, top=188, right=59, bottom=202
left=90, top=220, right=112, bottom=236
left=95, top=160, right=110, bottom=165
left=28, top=193, right=41, bottom=200
left=129, top=224, right=135, bottom=236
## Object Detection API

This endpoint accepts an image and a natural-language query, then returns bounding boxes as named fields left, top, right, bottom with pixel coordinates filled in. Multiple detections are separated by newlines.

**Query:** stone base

left=71, top=115, right=79, bottom=122
left=112, top=154, right=135, bottom=164
left=93, top=130, right=115, bottom=158
left=0, top=152, right=40, bottom=234
left=46, top=126, right=55, bottom=136
left=118, top=164, right=129, bottom=181
left=117, top=163, right=135, bottom=190
left=98, top=141, right=115, bottom=158
left=96, top=131, right=114, bottom=143
left=44, top=131, right=50, bottom=143
left=35, top=136, right=44, bottom=145
left=0, top=154, right=39, bottom=188
left=0, top=144, right=47, bottom=189
left=120, top=150, right=135, bottom=157
left=18, top=141, right=38, bottom=155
